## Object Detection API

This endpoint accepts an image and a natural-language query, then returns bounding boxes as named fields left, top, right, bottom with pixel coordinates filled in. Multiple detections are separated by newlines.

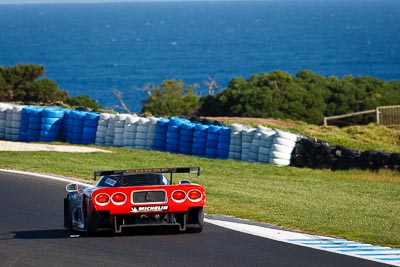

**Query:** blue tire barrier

left=69, top=111, right=86, bottom=144
left=166, top=131, right=180, bottom=145
left=205, top=125, right=220, bottom=158
left=168, top=124, right=181, bottom=133
left=179, top=122, right=195, bottom=155
left=217, top=141, right=230, bottom=158
left=19, top=107, right=32, bottom=142
left=42, top=108, right=64, bottom=118
left=153, top=140, right=167, bottom=151
left=63, top=110, right=73, bottom=143
left=156, top=118, right=170, bottom=129
left=193, top=130, right=207, bottom=139
left=40, top=108, right=65, bottom=142
left=180, top=134, right=194, bottom=143
left=192, top=124, right=208, bottom=157
left=166, top=143, right=179, bottom=153
left=169, top=116, right=189, bottom=126
left=208, top=125, right=221, bottom=134
left=25, top=107, right=44, bottom=142
left=82, top=112, right=100, bottom=144
left=217, top=142, right=230, bottom=150
left=207, top=140, right=219, bottom=148
left=218, top=134, right=231, bottom=142
left=179, top=146, right=192, bottom=155
left=155, top=132, right=167, bottom=141
left=207, top=133, right=219, bottom=141
left=166, top=118, right=190, bottom=153
left=154, top=118, right=169, bottom=151
left=205, top=147, right=218, bottom=158
left=181, top=128, right=195, bottom=137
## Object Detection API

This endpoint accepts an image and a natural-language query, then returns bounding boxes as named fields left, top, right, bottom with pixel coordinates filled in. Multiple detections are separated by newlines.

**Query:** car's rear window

left=97, top=173, right=168, bottom=187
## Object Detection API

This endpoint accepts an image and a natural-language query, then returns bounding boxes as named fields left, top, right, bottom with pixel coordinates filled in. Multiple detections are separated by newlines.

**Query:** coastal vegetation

left=0, top=64, right=101, bottom=110
left=2, top=63, right=400, bottom=126
left=143, top=70, right=400, bottom=125
left=141, top=79, right=199, bottom=116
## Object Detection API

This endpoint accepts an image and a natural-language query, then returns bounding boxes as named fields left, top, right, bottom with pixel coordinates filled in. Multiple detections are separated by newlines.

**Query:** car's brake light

left=95, top=193, right=110, bottom=206
left=171, top=190, right=186, bottom=203
left=111, top=192, right=126, bottom=205
left=188, top=190, right=202, bottom=202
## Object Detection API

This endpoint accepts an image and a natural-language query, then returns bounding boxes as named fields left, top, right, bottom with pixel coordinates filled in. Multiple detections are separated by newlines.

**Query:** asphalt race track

left=0, top=171, right=391, bottom=267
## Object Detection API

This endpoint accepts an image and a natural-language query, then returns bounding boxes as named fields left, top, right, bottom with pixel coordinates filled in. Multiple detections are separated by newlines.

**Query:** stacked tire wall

left=122, top=114, right=139, bottom=148
left=40, top=108, right=65, bottom=142
left=0, top=103, right=399, bottom=172
left=292, top=137, right=400, bottom=171
left=270, top=130, right=298, bottom=166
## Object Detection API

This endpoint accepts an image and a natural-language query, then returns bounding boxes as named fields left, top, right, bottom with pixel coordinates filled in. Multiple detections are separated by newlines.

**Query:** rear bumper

left=110, top=207, right=204, bottom=233
left=113, top=212, right=187, bottom=233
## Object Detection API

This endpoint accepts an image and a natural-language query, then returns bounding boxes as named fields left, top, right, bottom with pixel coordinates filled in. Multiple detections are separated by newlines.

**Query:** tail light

left=188, top=190, right=202, bottom=202
left=95, top=193, right=110, bottom=206
left=172, top=190, right=186, bottom=203
left=111, top=192, right=126, bottom=205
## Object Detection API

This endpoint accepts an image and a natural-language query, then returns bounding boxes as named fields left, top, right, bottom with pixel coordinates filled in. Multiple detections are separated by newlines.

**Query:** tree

left=112, top=88, right=131, bottom=113
left=0, top=64, right=101, bottom=109
left=66, top=95, right=102, bottom=110
left=204, top=75, right=221, bottom=96
left=197, top=70, right=400, bottom=125
left=25, top=79, right=68, bottom=103
left=141, top=79, right=199, bottom=116
left=0, top=64, right=45, bottom=101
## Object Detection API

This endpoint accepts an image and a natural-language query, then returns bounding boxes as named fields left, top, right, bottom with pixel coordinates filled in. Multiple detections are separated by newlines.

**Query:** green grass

left=1, top=143, right=399, bottom=247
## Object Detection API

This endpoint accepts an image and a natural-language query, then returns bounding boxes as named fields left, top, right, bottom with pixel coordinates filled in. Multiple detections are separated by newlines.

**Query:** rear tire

left=63, top=196, right=72, bottom=230
left=186, top=207, right=204, bottom=233
left=84, top=204, right=98, bottom=237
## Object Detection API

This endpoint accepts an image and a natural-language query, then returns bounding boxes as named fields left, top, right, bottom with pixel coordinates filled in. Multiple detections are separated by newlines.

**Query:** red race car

left=64, top=167, right=205, bottom=235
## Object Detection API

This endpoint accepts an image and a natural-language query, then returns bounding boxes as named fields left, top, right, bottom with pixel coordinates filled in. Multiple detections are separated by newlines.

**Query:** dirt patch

left=0, top=140, right=111, bottom=153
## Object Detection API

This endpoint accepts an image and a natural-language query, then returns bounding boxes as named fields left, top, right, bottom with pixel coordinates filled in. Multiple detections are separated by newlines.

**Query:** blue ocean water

left=0, top=1, right=399, bottom=112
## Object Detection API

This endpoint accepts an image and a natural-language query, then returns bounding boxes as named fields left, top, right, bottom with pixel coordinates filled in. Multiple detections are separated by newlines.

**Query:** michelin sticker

left=131, top=206, right=169, bottom=213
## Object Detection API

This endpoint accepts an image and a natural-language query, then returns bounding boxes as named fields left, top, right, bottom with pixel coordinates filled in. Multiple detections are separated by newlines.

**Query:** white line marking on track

left=205, top=218, right=400, bottom=266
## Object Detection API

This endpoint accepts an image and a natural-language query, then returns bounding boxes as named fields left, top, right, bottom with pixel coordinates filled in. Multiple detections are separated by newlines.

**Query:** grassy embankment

left=0, top=120, right=399, bottom=247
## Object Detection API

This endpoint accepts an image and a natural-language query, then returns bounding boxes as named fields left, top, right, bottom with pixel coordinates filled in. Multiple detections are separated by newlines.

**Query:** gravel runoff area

left=0, top=140, right=111, bottom=153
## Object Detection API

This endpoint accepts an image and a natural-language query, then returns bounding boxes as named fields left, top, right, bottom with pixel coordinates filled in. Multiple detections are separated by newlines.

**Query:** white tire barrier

left=5, top=105, right=22, bottom=141
left=275, top=129, right=298, bottom=142
left=269, top=129, right=298, bottom=166
left=241, top=126, right=256, bottom=162
left=135, top=117, right=150, bottom=150
left=146, top=117, right=158, bottom=150
left=96, top=113, right=112, bottom=146
left=123, top=114, right=139, bottom=148
left=105, top=115, right=116, bottom=147
left=113, top=114, right=129, bottom=147
left=0, top=103, right=13, bottom=139
left=228, top=123, right=244, bottom=160
left=269, top=157, right=291, bottom=166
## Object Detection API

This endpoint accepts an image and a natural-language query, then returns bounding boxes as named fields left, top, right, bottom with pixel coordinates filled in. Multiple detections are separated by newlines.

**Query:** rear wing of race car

left=93, top=167, right=200, bottom=183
